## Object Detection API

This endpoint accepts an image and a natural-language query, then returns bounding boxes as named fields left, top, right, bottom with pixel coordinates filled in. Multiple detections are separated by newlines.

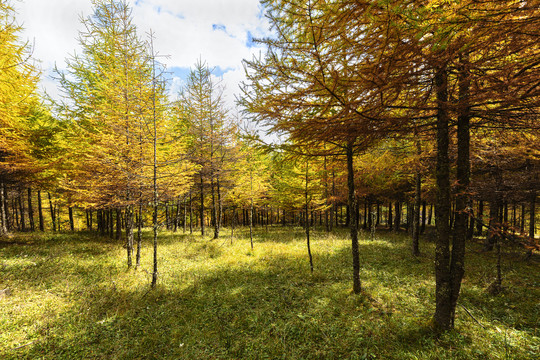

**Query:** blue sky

left=16, top=0, right=271, bottom=108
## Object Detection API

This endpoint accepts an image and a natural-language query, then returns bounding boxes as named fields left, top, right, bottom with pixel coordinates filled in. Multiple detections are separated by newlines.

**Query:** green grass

left=1, top=227, right=538, bottom=359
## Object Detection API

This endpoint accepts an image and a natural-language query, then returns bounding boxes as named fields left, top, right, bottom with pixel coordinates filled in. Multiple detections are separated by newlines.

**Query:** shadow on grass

left=1, top=229, right=538, bottom=359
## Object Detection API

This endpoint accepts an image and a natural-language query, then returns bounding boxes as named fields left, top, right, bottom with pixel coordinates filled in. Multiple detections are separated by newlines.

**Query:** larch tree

left=0, top=0, right=41, bottom=235
left=181, top=59, right=229, bottom=239
left=55, top=0, right=153, bottom=267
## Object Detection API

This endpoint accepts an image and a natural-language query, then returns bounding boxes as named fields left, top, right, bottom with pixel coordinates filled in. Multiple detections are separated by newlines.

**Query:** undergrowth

left=1, top=227, right=538, bottom=359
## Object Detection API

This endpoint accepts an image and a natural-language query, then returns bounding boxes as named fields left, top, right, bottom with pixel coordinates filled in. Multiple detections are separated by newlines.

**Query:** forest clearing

left=1, top=227, right=538, bottom=359
left=1, top=0, right=539, bottom=358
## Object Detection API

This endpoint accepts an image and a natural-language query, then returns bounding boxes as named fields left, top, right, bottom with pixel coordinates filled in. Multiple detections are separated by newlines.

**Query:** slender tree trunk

left=18, top=191, right=26, bottom=232
left=183, top=195, right=187, bottom=233
left=48, top=192, right=56, bottom=232
left=433, top=64, right=453, bottom=332
left=13, top=199, right=19, bottom=230
left=200, top=174, right=205, bottom=236
left=230, top=207, right=235, bottom=244
left=109, top=209, right=114, bottom=238
left=69, top=207, right=75, bottom=231
left=305, top=160, right=314, bottom=273
left=486, top=199, right=501, bottom=251
left=520, top=203, right=525, bottom=234
left=189, top=190, right=193, bottom=234
left=217, top=176, right=223, bottom=231
left=421, top=200, right=427, bottom=234
left=476, top=200, right=484, bottom=235
left=467, top=203, right=475, bottom=240
left=412, top=169, right=421, bottom=256
left=324, top=155, right=330, bottom=232
left=211, top=175, right=219, bottom=239
left=150, top=38, right=159, bottom=288
left=249, top=169, right=254, bottom=250
left=3, top=184, right=10, bottom=231
left=331, top=170, right=336, bottom=230
left=136, top=202, right=142, bottom=268
left=126, top=205, right=134, bottom=268
left=0, top=182, right=7, bottom=234
left=530, top=190, right=536, bottom=239
left=376, top=201, right=380, bottom=226
left=346, top=143, right=361, bottom=294
left=28, top=188, right=35, bottom=231
left=388, top=202, right=393, bottom=230
left=394, top=201, right=401, bottom=232
left=116, top=208, right=122, bottom=240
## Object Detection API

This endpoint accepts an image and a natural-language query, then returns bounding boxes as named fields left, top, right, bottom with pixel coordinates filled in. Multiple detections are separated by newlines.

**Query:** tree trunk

left=211, top=174, right=219, bottom=239
left=116, top=208, right=122, bottom=240
left=217, top=176, right=223, bottom=231
left=126, top=205, right=134, bottom=268
left=48, top=192, right=56, bottom=232
left=200, top=174, right=205, bottom=237
left=0, top=182, right=7, bottom=234
left=394, top=201, right=401, bottom=232
left=433, top=64, right=453, bottom=332
left=412, top=169, right=421, bottom=257
left=250, top=169, right=254, bottom=250
left=486, top=199, right=501, bottom=251
left=332, top=170, right=337, bottom=229
left=109, top=209, right=114, bottom=238
left=376, top=201, right=380, bottom=226
left=421, top=200, right=427, bottom=234
left=476, top=200, right=484, bottom=236
left=69, top=207, right=75, bottom=231
left=448, top=54, right=470, bottom=328
left=28, top=188, right=35, bottom=231
left=520, top=203, right=525, bottom=234
left=388, top=202, right=393, bottom=230
left=305, top=160, right=314, bottom=272
left=530, top=190, right=536, bottom=239
left=346, top=143, right=361, bottom=294
left=467, top=204, right=475, bottom=240
left=136, top=203, right=142, bottom=268
left=18, top=191, right=26, bottom=232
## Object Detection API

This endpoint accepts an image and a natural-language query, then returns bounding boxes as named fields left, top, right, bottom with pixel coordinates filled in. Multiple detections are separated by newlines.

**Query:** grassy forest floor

left=1, top=226, right=538, bottom=359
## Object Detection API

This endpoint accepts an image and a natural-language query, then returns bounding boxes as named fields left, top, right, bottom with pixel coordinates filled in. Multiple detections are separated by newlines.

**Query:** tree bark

left=433, top=64, right=453, bottom=332
left=413, top=172, right=421, bottom=257
left=48, top=192, right=56, bottom=232
left=476, top=200, right=484, bottom=236
left=448, top=53, right=471, bottom=328
left=0, top=182, right=7, bottom=234
left=394, top=201, right=401, bottom=232
left=305, top=160, right=314, bottom=273
left=136, top=203, right=142, bottom=268
left=116, top=208, right=122, bottom=240
left=69, top=207, right=75, bottom=231
left=200, top=174, right=205, bottom=236
left=346, top=142, right=361, bottom=294
left=18, top=191, right=26, bottom=232
left=28, top=188, right=35, bottom=231
left=249, top=169, right=254, bottom=250
left=421, top=200, right=427, bottom=234
left=388, top=202, right=393, bottom=230
left=530, top=190, right=536, bottom=239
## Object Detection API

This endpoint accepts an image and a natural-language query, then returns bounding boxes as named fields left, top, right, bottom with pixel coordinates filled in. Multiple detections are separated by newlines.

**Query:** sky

left=15, top=0, right=272, bottom=108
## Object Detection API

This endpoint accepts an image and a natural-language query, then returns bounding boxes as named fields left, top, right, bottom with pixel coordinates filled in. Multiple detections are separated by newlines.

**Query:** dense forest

left=1, top=0, right=539, bottom=358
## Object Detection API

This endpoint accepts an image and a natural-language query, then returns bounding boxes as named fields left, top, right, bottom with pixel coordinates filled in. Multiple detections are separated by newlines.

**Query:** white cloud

left=15, top=0, right=271, bottom=108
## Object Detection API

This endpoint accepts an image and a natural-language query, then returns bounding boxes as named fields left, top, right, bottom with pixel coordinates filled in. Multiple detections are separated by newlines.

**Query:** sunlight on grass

left=1, top=227, right=538, bottom=359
